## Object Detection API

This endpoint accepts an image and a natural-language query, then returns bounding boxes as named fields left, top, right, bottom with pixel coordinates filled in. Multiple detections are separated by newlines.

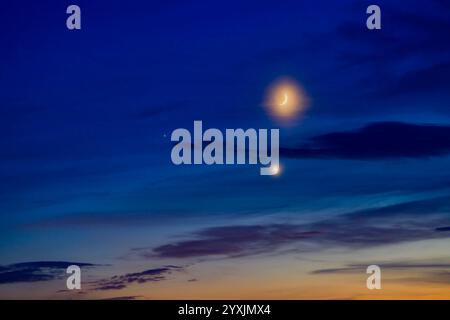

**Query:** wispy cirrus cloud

left=136, top=196, right=450, bottom=259
left=90, top=265, right=184, bottom=291
left=100, top=296, right=142, bottom=300
left=311, top=261, right=450, bottom=285
left=149, top=225, right=320, bottom=258
left=311, top=261, right=450, bottom=275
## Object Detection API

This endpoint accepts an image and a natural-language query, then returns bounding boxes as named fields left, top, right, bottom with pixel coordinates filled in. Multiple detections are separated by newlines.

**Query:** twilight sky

left=1, top=0, right=450, bottom=299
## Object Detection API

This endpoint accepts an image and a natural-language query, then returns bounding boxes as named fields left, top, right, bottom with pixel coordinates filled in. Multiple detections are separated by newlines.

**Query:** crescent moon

left=280, top=93, right=288, bottom=106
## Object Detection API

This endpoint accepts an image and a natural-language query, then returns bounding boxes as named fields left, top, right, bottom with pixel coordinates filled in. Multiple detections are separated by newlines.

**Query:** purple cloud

left=137, top=197, right=450, bottom=259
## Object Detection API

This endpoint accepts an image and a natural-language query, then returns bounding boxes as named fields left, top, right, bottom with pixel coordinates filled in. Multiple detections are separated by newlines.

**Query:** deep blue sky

left=1, top=0, right=450, bottom=298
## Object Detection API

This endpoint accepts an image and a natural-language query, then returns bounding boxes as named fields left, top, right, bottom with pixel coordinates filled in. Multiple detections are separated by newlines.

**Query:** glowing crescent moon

left=280, top=93, right=288, bottom=106
left=264, top=77, right=309, bottom=122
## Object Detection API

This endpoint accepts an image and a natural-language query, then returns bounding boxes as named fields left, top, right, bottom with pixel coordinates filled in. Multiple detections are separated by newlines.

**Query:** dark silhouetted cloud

left=91, top=265, right=183, bottom=291
left=0, top=261, right=96, bottom=284
left=281, top=122, right=450, bottom=160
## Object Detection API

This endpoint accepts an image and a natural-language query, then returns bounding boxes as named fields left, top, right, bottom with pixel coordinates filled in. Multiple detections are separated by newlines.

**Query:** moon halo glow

left=264, top=77, right=309, bottom=123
